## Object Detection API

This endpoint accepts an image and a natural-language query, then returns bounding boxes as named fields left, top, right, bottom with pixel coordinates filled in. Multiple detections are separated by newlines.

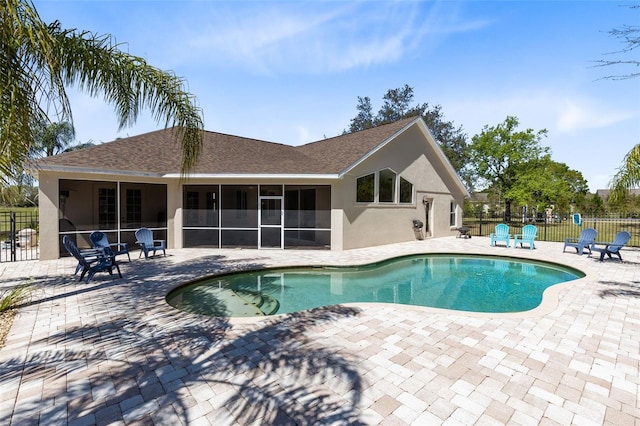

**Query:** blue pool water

left=166, top=254, right=584, bottom=317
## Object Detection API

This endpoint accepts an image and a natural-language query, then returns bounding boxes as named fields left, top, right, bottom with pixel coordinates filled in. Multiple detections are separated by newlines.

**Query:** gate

left=0, top=210, right=39, bottom=262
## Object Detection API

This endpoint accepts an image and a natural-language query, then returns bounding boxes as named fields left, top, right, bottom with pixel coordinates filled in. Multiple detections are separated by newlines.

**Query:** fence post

left=479, top=211, right=483, bottom=236
left=10, top=211, right=16, bottom=262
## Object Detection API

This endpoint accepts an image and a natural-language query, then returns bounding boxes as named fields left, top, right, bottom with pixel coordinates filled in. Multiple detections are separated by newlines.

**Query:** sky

left=33, top=0, right=640, bottom=192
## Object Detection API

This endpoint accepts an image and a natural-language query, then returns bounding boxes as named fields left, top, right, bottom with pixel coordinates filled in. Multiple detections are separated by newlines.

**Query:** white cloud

left=169, top=2, right=490, bottom=75
left=556, top=98, right=637, bottom=132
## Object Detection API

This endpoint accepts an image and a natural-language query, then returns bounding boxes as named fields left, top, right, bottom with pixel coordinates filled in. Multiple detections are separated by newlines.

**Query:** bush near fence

left=462, top=214, right=640, bottom=248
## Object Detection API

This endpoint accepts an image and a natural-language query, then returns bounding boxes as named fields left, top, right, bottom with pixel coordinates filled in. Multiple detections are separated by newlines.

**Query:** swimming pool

left=166, top=254, right=584, bottom=317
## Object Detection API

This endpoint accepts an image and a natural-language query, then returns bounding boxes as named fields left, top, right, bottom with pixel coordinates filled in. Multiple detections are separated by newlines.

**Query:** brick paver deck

left=1, top=237, right=639, bottom=425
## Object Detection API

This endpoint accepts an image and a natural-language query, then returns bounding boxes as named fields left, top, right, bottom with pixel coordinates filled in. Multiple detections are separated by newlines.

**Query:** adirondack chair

left=90, top=231, right=130, bottom=262
left=563, top=227, right=597, bottom=255
left=490, top=223, right=511, bottom=248
left=135, top=227, right=166, bottom=259
left=63, top=235, right=122, bottom=282
left=513, top=224, right=537, bottom=250
left=589, top=231, right=632, bottom=262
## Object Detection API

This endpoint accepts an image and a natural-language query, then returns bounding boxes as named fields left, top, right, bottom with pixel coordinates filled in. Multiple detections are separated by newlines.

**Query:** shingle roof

left=36, top=116, right=419, bottom=176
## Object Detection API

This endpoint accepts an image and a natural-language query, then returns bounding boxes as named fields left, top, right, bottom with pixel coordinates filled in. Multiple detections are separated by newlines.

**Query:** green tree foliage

left=507, top=156, right=588, bottom=213
left=466, top=116, right=549, bottom=219
left=347, top=84, right=470, bottom=187
left=31, top=121, right=75, bottom=157
left=1, top=0, right=204, bottom=183
left=584, top=193, right=606, bottom=216
left=608, top=143, right=640, bottom=203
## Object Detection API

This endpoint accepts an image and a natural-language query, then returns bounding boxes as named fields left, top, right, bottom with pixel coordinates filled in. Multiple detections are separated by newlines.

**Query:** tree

left=594, top=5, right=639, bottom=80
left=31, top=121, right=75, bottom=157
left=1, top=0, right=204, bottom=183
left=467, top=116, right=549, bottom=219
left=608, top=143, right=640, bottom=203
left=507, top=156, right=588, bottom=214
left=347, top=85, right=470, bottom=187
left=348, top=96, right=374, bottom=133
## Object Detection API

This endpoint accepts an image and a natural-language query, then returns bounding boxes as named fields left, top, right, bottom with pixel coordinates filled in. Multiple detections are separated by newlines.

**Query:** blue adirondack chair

left=63, top=235, right=122, bottom=282
left=589, top=231, right=632, bottom=262
left=563, top=227, right=597, bottom=255
left=513, top=224, right=537, bottom=250
left=490, top=223, right=511, bottom=248
left=135, top=227, right=166, bottom=259
left=90, top=231, right=130, bottom=262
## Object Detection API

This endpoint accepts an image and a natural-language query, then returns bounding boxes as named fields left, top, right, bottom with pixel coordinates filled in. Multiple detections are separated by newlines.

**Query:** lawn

left=0, top=207, right=39, bottom=242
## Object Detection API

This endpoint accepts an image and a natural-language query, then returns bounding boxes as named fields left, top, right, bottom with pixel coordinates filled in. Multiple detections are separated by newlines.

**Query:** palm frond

left=608, top=143, right=640, bottom=203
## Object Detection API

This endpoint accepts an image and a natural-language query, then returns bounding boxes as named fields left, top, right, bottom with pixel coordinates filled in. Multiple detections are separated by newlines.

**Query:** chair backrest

left=495, top=223, right=509, bottom=236
left=63, top=235, right=87, bottom=264
left=90, top=231, right=109, bottom=249
left=521, top=224, right=537, bottom=238
left=609, top=231, right=631, bottom=252
left=135, top=227, right=153, bottom=244
left=578, top=228, right=597, bottom=244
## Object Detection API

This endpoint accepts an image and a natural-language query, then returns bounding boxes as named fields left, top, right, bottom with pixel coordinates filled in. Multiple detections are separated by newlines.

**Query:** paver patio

left=1, top=237, right=639, bottom=425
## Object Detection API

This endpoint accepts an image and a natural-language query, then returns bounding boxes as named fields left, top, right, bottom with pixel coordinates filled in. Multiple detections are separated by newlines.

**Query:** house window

left=399, top=177, right=413, bottom=204
left=98, top=188, right=116, bottom=228
left=450, top=202, right=457, bottom=226
left=356, top=173, right=375, bottom=203
left=378, top=168, right=396, bottom=203
left=126, top=189, right=142, bottom=224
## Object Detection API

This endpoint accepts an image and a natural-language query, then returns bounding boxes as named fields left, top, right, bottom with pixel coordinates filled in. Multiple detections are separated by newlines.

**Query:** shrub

left=0, top=284, right=31, bottom=312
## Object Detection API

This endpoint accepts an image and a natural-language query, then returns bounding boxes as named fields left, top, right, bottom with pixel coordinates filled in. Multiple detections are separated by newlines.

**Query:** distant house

left=596, top=188, right=640, bottom=200
left=35, top=116, right=469, bottom=260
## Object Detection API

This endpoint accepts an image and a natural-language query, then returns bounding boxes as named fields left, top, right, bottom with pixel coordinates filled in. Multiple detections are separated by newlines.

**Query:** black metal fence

left=462, top=213, right=640, bottom=248
left=1, top=210, right=39, bottom=262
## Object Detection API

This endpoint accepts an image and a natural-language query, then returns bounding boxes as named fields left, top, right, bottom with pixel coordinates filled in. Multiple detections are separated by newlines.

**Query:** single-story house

left=35, top=116, right=470, bottom=260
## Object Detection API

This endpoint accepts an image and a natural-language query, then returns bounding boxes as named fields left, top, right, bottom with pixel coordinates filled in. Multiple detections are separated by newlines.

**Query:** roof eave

left=33, top=165, right=164, bottom=178
left=163, top=173, right=341, bottom=180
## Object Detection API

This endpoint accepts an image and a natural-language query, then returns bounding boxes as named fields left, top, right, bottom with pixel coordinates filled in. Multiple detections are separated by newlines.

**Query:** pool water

left=166, top=254, right=584, bottom=317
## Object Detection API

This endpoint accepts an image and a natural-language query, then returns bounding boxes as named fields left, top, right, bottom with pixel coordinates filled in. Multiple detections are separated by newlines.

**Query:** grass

left=0, top=207, right=39, bottom=242
left=0, top=284, right=32, bottom=313
left=0, top=283, right=32, bottom=349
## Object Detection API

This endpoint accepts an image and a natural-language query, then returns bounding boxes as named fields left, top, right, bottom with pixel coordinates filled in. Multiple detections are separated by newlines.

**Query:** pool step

left=233, top=289, right=280, bottom=316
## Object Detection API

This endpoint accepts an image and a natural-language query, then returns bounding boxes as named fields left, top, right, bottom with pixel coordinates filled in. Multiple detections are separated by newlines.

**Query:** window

left=98, top=188, right=116, bottom=228
left=450, top=202, right=457, bottom=226
left=126, top=189, right=142, bottom=224
left=399, top=177, right=413, bottom=204
left=356, top=173, right=375, bottom=203
left=378, top=169, right=396, bottom=203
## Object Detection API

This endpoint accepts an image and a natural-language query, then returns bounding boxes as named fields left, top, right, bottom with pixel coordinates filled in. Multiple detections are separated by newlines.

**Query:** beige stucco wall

left=37, top=171, right=60, bottom=260
left=337, top=124, right=467, bottom=250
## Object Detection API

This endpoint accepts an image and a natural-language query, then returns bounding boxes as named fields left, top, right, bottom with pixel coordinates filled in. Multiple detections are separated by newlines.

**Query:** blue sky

left=34, top=0, right=640, bottom=192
